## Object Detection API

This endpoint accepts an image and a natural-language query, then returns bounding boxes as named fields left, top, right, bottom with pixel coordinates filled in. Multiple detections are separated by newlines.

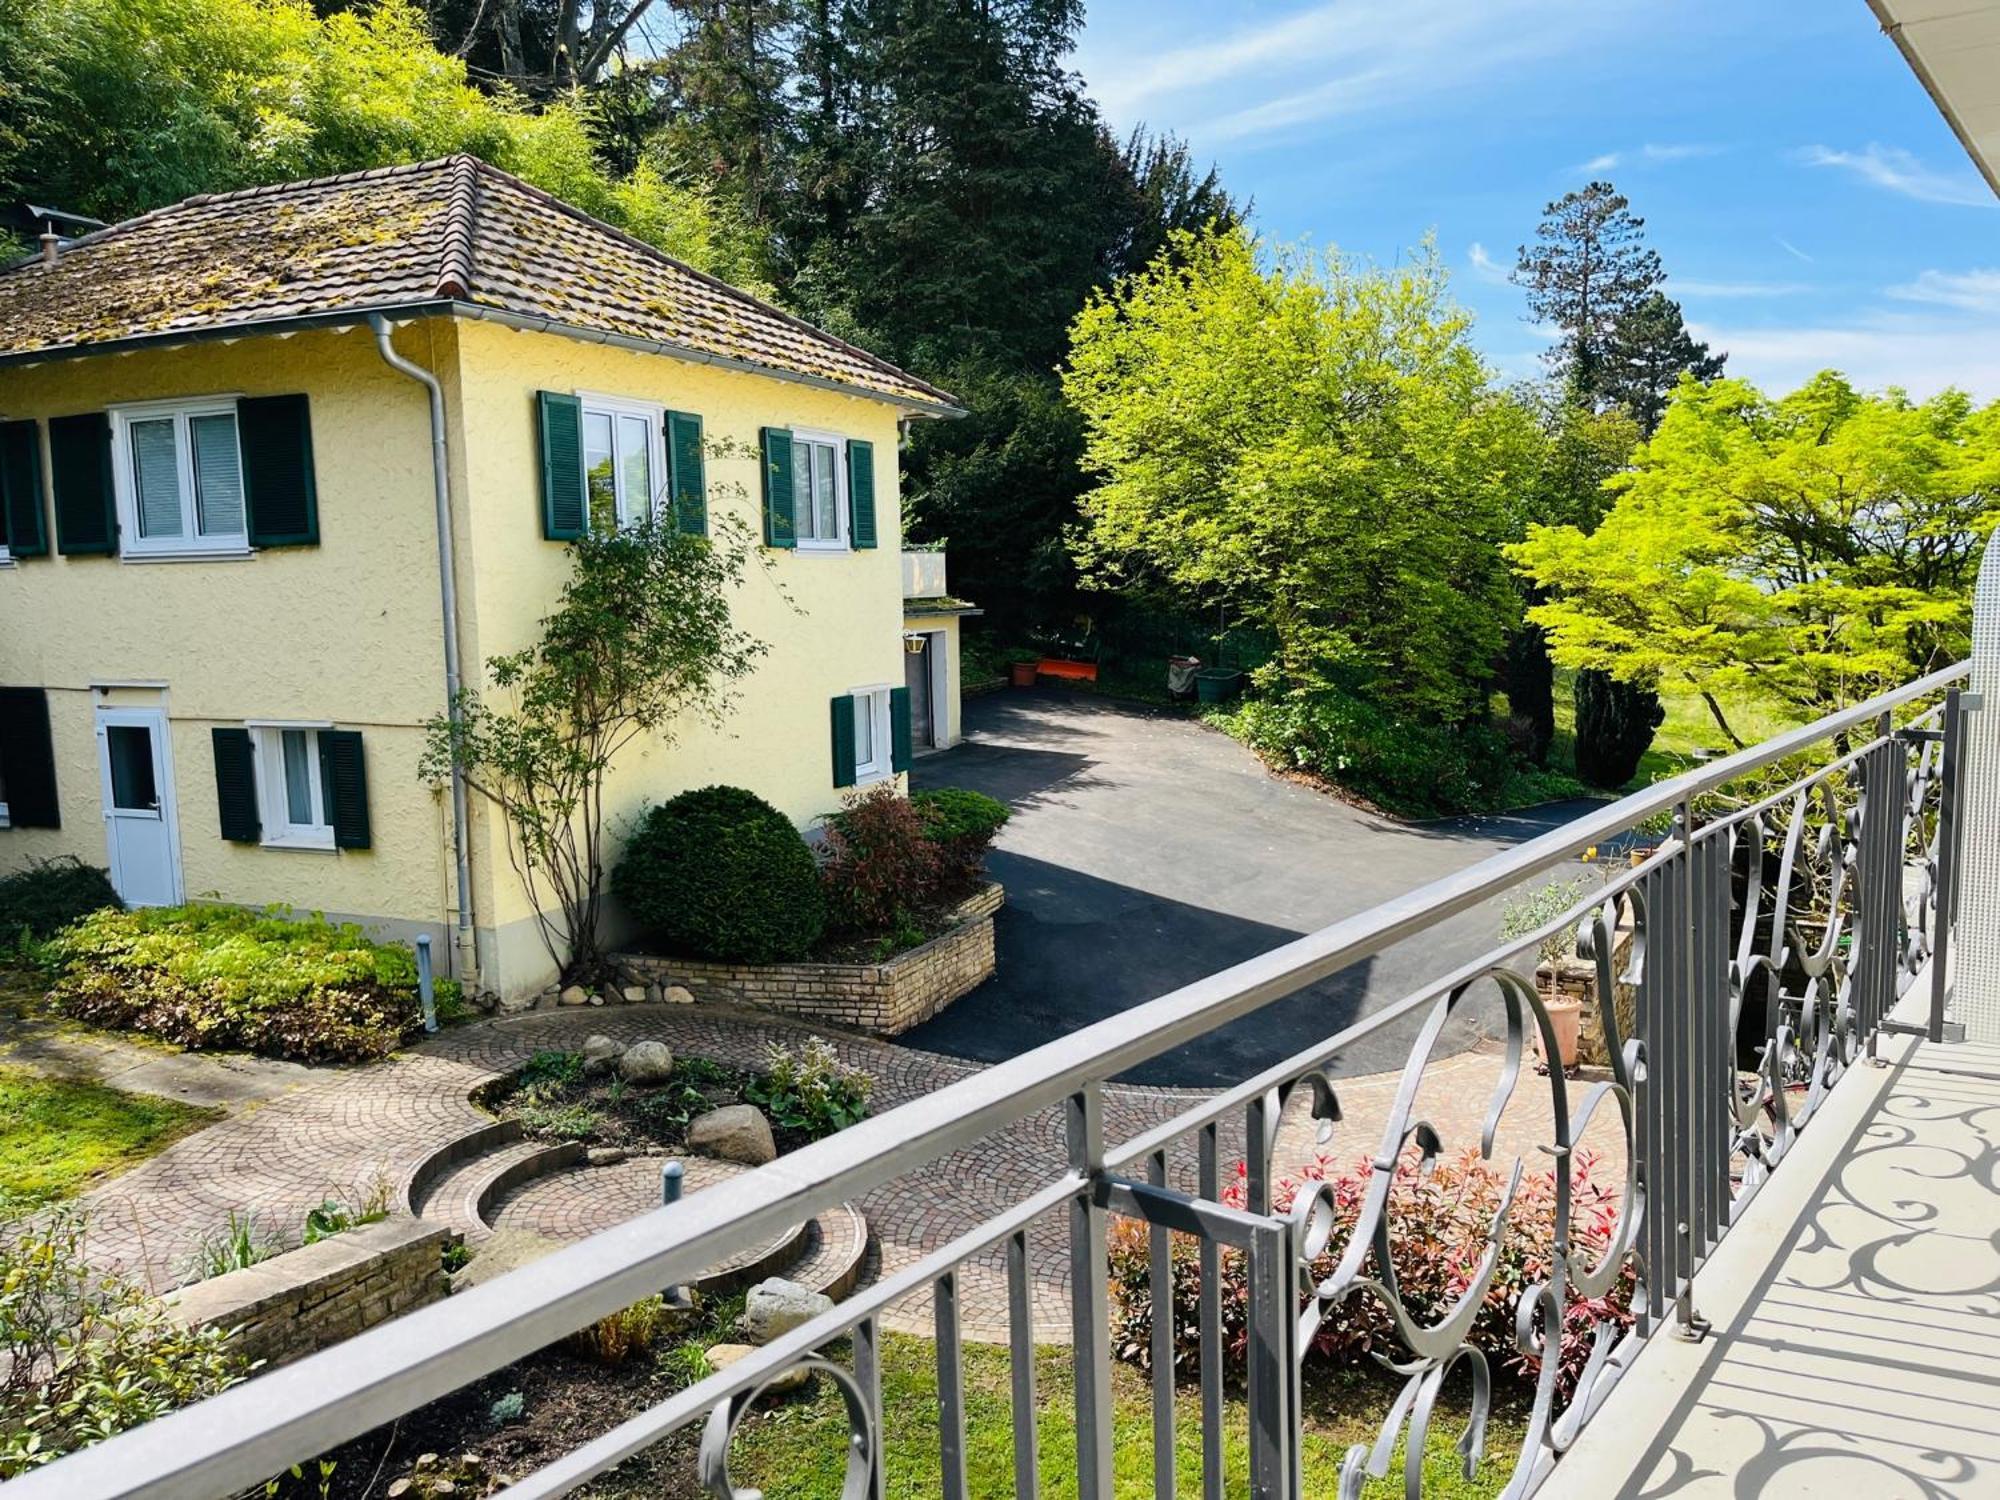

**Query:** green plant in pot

left=1499, top=874, right=1592, bottom=1070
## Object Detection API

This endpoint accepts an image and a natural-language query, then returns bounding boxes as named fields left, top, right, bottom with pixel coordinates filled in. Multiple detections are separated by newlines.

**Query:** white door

left=96, top=707, right=182, bottom=907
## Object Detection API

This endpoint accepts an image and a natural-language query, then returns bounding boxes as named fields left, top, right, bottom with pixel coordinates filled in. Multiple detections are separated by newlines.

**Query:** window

left=251, top=724, right=336, bottom=850
left=851, top=686, right=891, bottom=784
left=792, top=431, right=847, bottom=548
left=579, top=395, right=664, bottom=530
left=109, top=400, right=247, bottom=557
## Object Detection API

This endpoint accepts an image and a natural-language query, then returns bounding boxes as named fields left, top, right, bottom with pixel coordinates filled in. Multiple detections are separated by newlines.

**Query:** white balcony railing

left=902, top=548, right=947, bottom=599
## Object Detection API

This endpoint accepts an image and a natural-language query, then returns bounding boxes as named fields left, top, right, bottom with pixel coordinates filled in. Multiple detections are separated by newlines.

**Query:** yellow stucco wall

left=901, top=609, right=965, bottom=748
left=0, top=315, right=924, bottom=998
left=448, top=320, right=911, bottom=992
left=0, top=327, right=454, bottom=935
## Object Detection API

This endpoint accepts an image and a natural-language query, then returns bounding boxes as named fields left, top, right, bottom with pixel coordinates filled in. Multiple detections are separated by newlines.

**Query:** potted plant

left=1500, top=874, right=1593, bottom=1070
left=1006, top=648, right=1041, bottom=689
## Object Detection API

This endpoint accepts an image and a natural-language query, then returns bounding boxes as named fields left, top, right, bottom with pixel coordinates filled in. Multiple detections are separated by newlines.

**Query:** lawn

left=1548, top=671, right=1803, bottom=793
left=0, top=1065, right=221, bottom=1218
left=666, top=1332, right=1524, bottom=1500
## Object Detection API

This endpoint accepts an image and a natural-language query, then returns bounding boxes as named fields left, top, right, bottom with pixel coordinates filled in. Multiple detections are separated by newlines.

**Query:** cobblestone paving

left=65, top=1003, right=1595, bottom=1341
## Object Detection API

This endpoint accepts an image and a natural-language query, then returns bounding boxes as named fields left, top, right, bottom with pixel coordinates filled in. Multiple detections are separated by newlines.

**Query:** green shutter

left=847, top=438, right=877, bottom=549
left=49, top=412, right=116, bottom=555
left=667, top=410, right=706, bottom=536
left=761, top=426, right=796, bottom=548
left=0, top=420, right=46, bottom=558
left=318, top=729, right=371, bottom=850
left=537, top=391, right=585, bottom=540
left=830, top=694, right=857, bottom=788
left=211, top=728, right=260, bottom=843
left=0, top=688, right=60, bottom=828
left=240, top=394, right=319, bottom=547
left=890, top=685, right=913, bottom=773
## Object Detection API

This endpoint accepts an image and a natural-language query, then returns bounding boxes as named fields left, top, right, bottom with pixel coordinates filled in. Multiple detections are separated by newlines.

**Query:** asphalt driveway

left=906, top=690, right=1605, bottom=1087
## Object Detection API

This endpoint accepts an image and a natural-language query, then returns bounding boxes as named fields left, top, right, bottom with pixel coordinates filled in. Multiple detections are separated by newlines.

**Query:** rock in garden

left=740, top=1278, right=835, bottom=1346
left=705, top=1342, right=808, bottom=1393
left=664, top=984, right=695, bottom=1005
left=617, top=1040, right=675, bottom=1083
left=622, top=985, right=648, bottom=1004
left=586, top=1146, right=627, bottom=1167
left=688, top=1104, right=776, bottom=1166
left=580, top=1034, right=623, bottom=1074
left=559, top=984, right=590, bottom=1006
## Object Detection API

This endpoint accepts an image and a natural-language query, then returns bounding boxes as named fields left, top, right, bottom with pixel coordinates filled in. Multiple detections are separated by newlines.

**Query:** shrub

left=0, top=858, right=119, bottom=951
left=613, top=786, right=824, bottom=963
left=1, top=1208, right=246, bottom=1476
left=564, top=1294, right=675, bottom=1365
left=1106, top=1148, right=1633, bottom=1399
left=517, top=1050, right=585, bottom=1092
left=43, top=905, right=445, bottom=1063
left=1572, top=671, right=1665, bottom=790
left=744, top=1037, right=872, bottom=1139
left=819, top=786, right=941, bottom=937
left=911, top=788, right=1009, bottom=892
left=1216, top=689, right=1520, bottom=817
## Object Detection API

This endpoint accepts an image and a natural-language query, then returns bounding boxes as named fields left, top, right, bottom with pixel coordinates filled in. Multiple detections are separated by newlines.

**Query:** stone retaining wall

left=163, top=1217, right=455, bottom=1370
left=616, top=883, right=1002, bottom=1035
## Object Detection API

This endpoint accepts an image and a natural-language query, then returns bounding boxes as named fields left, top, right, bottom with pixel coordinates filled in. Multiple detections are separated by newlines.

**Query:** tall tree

left=1513, top=181, right=1663, bottom=400
left=1601, top=289, right=1725, bottom=436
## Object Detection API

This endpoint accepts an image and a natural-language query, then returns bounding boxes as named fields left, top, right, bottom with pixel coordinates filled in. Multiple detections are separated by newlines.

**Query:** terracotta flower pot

left=1538, top=991, right=1584, bottom=1070
left=1009, top=661, right=1039, bottom=688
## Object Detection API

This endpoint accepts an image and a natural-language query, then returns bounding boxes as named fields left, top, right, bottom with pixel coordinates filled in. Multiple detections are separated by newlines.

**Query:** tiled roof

left=0, top=156, right=959, bottom=411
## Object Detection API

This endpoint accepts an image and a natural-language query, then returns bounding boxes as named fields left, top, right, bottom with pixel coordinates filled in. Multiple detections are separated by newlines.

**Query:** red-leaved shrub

left=1106, top=1147, right=1634, bottom=1397
left=819, top=786, right=943, bottom=936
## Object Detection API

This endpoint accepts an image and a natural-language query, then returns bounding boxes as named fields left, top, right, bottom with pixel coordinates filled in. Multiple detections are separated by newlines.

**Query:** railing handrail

left=11, top=660, right=1967, bottom=1500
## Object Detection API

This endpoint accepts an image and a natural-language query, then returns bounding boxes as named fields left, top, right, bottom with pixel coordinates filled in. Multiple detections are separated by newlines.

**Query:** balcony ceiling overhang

left=1870, top=0, right=2000, bottom=197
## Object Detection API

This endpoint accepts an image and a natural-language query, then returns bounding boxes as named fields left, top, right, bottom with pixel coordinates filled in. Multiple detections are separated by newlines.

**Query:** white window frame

left=850, top=684, right=893, bottom=785
left=109, top=396, right=251, bottom=560
left=576, top=391, right=668, bottom=530
left=791, top=428, right=849, bottom=552
left=247, top=720, right=337, bottom=851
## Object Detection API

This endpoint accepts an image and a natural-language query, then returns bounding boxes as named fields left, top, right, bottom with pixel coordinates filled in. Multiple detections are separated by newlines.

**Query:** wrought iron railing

left=12, top=665, right=1973, bottom=1500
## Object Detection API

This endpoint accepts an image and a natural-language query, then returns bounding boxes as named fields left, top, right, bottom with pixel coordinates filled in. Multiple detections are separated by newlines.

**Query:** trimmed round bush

left=613, top=785, right=824, bottom=963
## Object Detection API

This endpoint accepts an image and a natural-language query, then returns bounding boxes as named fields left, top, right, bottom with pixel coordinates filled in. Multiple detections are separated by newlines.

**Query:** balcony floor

left=1544, top=1025, right=2000, bottom=1498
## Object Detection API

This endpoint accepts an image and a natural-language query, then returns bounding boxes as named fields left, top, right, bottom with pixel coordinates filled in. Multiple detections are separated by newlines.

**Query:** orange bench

left=1037, top=657, right=1099, bottom=682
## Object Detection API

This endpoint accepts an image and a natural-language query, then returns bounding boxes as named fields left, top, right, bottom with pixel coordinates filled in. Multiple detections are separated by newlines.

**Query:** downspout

left=370, top=314, right=479, bottom=989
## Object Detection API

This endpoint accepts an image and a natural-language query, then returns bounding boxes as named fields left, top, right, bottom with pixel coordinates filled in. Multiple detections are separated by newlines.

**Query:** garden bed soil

left=485, top=1055, right=816, bottom=1158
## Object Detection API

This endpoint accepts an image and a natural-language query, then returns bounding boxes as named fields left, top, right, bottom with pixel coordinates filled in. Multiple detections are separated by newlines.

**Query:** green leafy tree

left=1065, top=224, right=1534, bottom=723
left=421, top=515, right=767, bottom=980
left=2, top=0, right=770, bottom=288
left=1510, top=372, right=2000, bottom=745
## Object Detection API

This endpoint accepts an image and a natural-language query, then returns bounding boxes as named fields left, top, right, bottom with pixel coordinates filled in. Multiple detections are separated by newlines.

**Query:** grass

left=667, top=1332, right=1523, bottom=1500
left=0, top=1065, right=221, bottom=1219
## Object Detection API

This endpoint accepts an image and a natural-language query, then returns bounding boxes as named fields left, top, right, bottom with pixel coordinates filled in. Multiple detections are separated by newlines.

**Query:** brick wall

left=618, top=883, right=1002, bottom=1035
left=163, top=1217, right=455, bottom=1370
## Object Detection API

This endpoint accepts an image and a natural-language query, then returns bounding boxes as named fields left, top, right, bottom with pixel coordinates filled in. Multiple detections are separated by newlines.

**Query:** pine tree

left=1513, top=181, right=1663, bottom=400
left=1601, top=289, right=1725, bottom=436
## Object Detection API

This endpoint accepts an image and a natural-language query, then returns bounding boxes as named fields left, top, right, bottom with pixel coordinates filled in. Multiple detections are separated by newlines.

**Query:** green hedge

left=613, top=785, right=825, bottom=963
left=0, top=857, right=119, bottom=950
left=45, top=906, right=449, bottom=1063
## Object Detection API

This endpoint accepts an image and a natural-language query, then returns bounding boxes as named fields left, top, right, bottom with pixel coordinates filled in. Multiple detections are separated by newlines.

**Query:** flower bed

left=42, top=905, right=455, bottom=1063
left=616, top=882, right=1002, bottom=1035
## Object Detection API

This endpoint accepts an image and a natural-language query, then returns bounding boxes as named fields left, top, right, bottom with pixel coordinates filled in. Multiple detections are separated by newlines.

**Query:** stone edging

left=615, top=883, right=1003, bottom=1035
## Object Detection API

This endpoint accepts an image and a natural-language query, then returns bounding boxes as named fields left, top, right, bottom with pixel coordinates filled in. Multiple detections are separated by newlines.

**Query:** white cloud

left=1887, top=268, right=2000, bottom=314
left=1671, top=279, right=1811, bottom=299
left=1467, top=242, right=1511, bottom=284
left=1799, top=144, right=1995, bottom=208
left=1577, top=152, right=1621, bottom=173
left=1641, top=142, right=1722, bottom=162
left=1084, top=0, right=1619, bottom=146
left=1776, top=236, right=1815, bottom=264
left=1690, top=314, right=2000, bottom=400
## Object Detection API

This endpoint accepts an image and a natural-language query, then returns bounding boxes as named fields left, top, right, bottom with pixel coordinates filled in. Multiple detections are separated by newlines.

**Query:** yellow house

left=0, top=155, right=966, bottom=1000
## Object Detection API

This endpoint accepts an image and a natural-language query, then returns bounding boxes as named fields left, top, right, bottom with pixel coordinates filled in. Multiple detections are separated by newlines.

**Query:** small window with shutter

left=100, top=394, right=318, bottom=558
left=226, top=722, right=370, bottom=851
left=0, top=420, right=46, bottom=561
left=834, top=687, right=894, bottom=787
left=0, top=687, right=60, bottom=829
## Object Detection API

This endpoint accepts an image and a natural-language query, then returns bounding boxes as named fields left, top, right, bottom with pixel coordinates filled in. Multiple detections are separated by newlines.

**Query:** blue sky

left=1070, top=0, right=2000, bottom=398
